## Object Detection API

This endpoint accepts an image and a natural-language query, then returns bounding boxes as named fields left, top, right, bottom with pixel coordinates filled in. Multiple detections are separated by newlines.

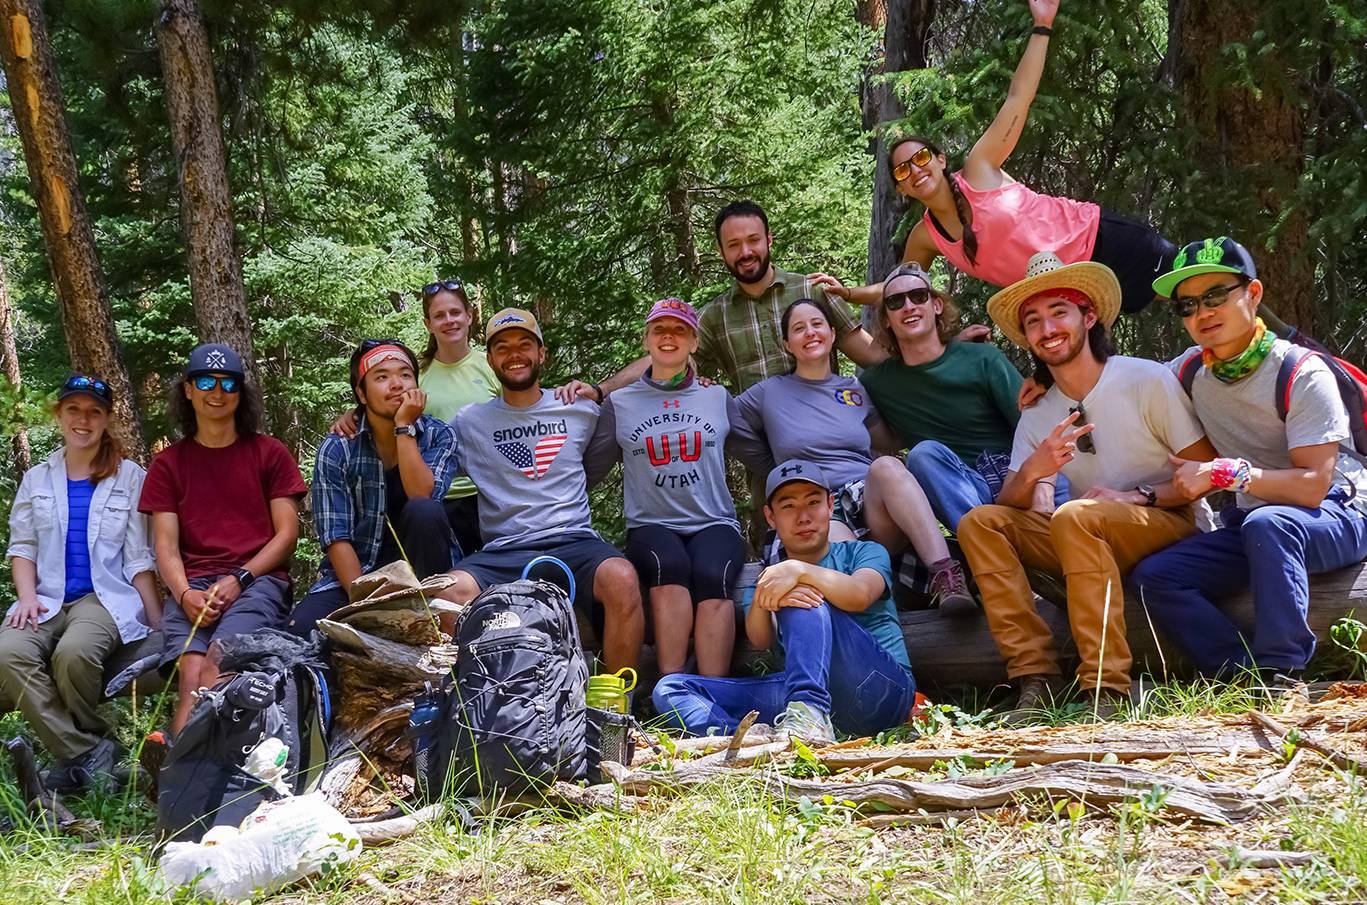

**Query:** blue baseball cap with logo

left=765, top=458, right=829, bottom=502
left=186, top=342, right=245, bottom=379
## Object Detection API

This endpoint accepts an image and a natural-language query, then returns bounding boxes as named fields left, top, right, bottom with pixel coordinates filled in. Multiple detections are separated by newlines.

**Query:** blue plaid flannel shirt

left=308, top=412, right=460, bottom=593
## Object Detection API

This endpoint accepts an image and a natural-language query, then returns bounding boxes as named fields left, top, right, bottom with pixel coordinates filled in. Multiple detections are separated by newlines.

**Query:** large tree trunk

left=1173, top=0, right=1315, bottom=332
left=860, top=0, right=936, bottom=286
left=0, top=0, right=146, bottom=459
left=155, top=0, right=256, bottom=381
left=0, top=257, right=32, bottom=477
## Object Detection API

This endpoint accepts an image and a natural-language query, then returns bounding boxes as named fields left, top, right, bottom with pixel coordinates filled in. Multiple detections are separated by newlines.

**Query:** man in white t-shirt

left=1132, top=237, right=1367, bottom=686
left=959, top=252, right=1215, bottom=723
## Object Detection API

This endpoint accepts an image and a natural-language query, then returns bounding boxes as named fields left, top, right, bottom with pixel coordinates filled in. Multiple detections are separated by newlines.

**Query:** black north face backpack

left=156, top=630, right=331, bottom=842
left=419, top=569, right=589, bottom=800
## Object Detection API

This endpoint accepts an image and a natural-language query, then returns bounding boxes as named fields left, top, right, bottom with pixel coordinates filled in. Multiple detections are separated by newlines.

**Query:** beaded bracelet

left=1210, top=457, right=1253, bottom=494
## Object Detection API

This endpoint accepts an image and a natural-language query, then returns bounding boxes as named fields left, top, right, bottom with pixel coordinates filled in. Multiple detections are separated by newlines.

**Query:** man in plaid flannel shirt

left=289, top=339, right=460, bottom=635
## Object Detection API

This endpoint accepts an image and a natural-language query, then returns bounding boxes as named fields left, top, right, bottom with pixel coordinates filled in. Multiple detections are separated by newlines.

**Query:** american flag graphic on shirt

left=497, top=434, right=569, bottom=479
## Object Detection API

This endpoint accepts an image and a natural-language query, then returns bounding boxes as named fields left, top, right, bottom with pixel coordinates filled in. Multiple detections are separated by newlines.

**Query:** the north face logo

left=482, top=611, right=522, bottom=632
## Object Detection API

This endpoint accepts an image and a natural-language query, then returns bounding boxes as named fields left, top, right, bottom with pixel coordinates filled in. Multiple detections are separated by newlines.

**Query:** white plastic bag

left=159, top=793, right=362, bottom=902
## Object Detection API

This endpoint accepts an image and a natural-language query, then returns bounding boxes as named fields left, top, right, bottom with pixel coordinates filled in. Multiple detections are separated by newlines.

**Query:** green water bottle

left=586, top=667, right=637, bottom=713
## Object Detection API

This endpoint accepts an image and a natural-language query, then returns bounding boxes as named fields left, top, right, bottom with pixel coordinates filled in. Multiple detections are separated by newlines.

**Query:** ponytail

left=889, top=135, right=978, bottom=266
left=418, top=334, right=439, bottom=373
left=89, top=428, right=124, bottom=483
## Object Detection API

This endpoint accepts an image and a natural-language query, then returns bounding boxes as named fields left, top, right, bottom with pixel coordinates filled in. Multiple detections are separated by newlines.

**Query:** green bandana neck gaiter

left=1205, top=317, right=1274, bottom=384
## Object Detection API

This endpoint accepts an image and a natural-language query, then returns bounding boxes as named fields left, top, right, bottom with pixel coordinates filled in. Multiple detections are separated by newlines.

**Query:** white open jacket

left=5, top=448, right=157, bottom=643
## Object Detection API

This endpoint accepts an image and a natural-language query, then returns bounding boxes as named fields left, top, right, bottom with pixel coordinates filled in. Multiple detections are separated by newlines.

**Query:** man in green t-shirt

left=859, top=264, right=1066, bottom=531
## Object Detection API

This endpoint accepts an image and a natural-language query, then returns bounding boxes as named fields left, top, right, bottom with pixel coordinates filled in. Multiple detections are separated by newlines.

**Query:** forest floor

left=4, top=682, right=1367, bottom=904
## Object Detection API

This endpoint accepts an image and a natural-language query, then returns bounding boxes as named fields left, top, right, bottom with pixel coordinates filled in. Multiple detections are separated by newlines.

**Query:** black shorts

left=160, top=574, right=291, bottom=669
left=1091, top=209, right=1178, bottom=315
left=624, top=524, right=746, bottom=602
left=455, top=534, right=625, bottom=615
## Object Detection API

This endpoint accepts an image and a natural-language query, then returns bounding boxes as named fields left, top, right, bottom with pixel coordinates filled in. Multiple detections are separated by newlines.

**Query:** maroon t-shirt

left=138, top=433, right=308, bottom=580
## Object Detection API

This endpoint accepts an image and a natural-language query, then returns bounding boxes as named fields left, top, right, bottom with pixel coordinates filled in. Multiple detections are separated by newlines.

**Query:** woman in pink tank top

left=827, top=0, right=1177, bottom=317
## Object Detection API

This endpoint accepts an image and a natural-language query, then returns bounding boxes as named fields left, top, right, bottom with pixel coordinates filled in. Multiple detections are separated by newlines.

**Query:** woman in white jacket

left=1, top=375, right=160, bottom=792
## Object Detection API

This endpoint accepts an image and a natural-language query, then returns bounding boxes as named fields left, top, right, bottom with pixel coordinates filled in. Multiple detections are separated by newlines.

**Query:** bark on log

left=0, top=0, right=145, bottom=458
left=155, top=0, right=256, bottom=380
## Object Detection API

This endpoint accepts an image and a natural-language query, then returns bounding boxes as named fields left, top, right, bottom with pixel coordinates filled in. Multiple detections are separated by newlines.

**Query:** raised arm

left=556, top=355, right=650, bottom=405
left=963, top=0, right=1059, bottom=182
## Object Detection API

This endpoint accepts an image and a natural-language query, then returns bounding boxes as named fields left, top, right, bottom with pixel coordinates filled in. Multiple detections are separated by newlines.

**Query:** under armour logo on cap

left=765, top=458, right=827, bottom=501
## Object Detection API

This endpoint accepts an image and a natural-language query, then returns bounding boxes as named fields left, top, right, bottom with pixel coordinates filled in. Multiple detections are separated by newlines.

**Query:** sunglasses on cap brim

left=60, top=375, right=113, bottom=404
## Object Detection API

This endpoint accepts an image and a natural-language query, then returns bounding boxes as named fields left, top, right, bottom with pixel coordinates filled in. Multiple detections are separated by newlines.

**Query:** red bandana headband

left=1023, top=287, right=1093, bottom=312
left=358, top=344, right=411, bottom=380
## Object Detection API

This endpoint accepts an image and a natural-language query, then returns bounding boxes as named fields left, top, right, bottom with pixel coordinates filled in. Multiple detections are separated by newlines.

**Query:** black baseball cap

left=765, top=459, right=829, bottom=502
left=185, top=343, right=245, bottom=379
left=57, top=374, right=114, bottom=409
left=1152, top=236, right=1258, bottom=299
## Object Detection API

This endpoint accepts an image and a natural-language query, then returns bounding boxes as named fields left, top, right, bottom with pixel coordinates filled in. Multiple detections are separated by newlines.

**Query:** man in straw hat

left=958, top=251, right=1215, bottom=723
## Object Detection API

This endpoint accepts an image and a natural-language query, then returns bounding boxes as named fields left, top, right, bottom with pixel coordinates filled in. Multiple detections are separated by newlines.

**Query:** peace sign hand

left=1025, top=409, right=1094, bottom=480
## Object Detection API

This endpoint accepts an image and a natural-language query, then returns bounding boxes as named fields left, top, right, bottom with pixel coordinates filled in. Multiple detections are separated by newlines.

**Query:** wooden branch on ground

left=859, top=808, right=1001, bottom=828
left=550, top=780, right=642, bottom=813
left=351, top=803, right=444, bottom=846
left=600, top=757, right=1284, bottom=824
left=1250, top=710, right=1366, bottom=775
left=1219, top=848, right=1317, bottom=869
left=724, top=711, right=759, bottom=765
left=817, top=731, right=1260, bottom=773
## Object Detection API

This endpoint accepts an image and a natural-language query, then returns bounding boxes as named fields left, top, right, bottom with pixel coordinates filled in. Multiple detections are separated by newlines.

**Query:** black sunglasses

left=422, top=280, right=464, bottom=298
left=1068, top=403, right=1096, bottom=455
left=1170, top=280, right=1247, bottom=319
left=61, top=375, right=113, bottom=402
left=359, top=337, right=405, bottom=351
left=883, top=288, right=933, bottom=311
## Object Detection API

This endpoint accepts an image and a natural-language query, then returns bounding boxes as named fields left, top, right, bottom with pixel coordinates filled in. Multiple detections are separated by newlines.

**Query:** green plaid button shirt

left=696, top=267, right=859, bottom=393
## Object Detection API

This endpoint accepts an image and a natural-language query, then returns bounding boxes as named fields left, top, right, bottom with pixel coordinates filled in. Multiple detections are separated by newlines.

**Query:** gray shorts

left=159, top=574, right=291, bottom=668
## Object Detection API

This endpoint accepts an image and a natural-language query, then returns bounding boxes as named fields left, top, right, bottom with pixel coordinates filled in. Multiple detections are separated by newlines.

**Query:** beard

left=1031, top=327, right=1088, bottom=368
left=495, top=358, right=542, bottom=392
left=726, top=248, right=771, bottom=285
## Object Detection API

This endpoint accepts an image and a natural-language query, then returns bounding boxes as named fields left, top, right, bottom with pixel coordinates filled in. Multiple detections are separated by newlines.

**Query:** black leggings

left=1091, top=209, right=1177, bottom=315
left=624, top=524, right=745, bottom=602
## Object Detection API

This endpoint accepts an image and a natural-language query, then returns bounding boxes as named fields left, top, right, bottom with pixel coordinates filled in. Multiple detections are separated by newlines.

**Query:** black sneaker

left=48, top=738, right=118, bottom=794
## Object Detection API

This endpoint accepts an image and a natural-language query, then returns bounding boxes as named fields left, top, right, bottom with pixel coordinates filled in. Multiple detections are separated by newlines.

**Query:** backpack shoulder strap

left=1274, top=345, right=1317, bottom=422
left=1177, top=350, right=1203, bottom=398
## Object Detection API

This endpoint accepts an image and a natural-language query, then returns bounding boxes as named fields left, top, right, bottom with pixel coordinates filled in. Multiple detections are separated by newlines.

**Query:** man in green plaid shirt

left=563, top=200, right=883, bottom=399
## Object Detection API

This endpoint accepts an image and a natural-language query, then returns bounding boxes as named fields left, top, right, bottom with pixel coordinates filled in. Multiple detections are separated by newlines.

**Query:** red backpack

left=1176, top=336, right=1367, bottom=456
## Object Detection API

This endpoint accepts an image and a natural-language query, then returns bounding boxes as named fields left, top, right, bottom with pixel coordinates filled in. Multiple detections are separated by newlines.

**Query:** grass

left=4, top=677, right=1367, bottom=904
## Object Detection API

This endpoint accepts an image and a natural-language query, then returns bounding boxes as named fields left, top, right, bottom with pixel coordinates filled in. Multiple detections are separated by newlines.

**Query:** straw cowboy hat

left=986, top=251, right=1122, bottom=349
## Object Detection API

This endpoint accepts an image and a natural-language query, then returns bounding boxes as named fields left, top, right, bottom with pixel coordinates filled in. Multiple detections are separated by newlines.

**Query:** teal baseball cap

left=1152, top=236, right=1257, bottom=299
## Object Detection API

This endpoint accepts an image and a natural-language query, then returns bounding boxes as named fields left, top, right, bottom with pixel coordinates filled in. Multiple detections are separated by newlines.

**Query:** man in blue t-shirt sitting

left=652, top=459, right=918, bottom=743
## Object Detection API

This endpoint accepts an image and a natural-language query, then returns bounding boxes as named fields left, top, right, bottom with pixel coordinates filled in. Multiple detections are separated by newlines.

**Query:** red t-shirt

left=138, top=433, right=308, bottom=580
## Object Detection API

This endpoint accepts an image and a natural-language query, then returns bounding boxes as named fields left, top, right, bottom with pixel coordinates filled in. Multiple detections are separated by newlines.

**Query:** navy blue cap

left=765, top=459, right=828, bottom=502
left=186, top=343, right=245, bottom=379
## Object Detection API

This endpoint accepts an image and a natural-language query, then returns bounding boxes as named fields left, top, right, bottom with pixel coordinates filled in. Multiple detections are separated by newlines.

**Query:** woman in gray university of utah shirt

left=587, top=298, right=769, bottom=678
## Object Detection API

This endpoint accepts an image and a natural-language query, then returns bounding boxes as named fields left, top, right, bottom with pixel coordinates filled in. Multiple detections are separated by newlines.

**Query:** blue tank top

left=64, top=477, right=96, bottom=602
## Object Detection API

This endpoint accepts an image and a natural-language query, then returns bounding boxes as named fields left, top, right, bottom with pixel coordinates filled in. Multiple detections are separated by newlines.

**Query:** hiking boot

left=1250, top=668, right=1310, bottom=705
left=46, top=737, right=118, bottom=794
left=998, top=674, right=1067, bottom=727
left=928, top=558, right=976, bottom=616
left=1086, top=688, right=1130, bottom=722
left=775, top=701, right=836, bottom=746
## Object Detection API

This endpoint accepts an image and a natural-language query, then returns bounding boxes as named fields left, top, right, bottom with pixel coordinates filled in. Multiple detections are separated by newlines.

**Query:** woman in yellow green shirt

left=333, top=280, right=497, bottom=556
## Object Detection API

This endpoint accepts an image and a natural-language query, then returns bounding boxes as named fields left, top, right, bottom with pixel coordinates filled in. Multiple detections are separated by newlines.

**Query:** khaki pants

left=0, top=594, right=121, bottom=761
left=958, top=499, right=1196, bottom=692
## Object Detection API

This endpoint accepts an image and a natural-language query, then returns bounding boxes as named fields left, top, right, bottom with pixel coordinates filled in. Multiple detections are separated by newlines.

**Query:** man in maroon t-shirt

left=139, top=344, right=308, bottom=733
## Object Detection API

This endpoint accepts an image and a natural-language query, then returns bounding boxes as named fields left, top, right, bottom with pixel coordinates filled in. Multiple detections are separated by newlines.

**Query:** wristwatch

left=232, top=567, right=256, bottom=591
left=395, top=424, right=418, bottom=438
left=1135, top=484, right=1157, bottom=507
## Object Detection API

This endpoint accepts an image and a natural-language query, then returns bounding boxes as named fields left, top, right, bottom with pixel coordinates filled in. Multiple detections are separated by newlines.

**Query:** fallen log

left=600, top=757, right=1285, bottom=824
left=1250, top=710, right=1366, bottom=774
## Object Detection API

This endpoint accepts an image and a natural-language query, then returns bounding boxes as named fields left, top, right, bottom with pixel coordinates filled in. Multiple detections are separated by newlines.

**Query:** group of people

left=4, top=0, right=1366, bottom=788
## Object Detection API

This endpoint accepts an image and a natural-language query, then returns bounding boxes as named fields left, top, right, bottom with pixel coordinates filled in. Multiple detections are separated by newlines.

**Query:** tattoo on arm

left=1002, top=115, right=1019, bottom=144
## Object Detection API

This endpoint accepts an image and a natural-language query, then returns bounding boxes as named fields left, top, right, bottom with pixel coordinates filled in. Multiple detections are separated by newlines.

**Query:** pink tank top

left=922, top=172, right=1101, bottom=288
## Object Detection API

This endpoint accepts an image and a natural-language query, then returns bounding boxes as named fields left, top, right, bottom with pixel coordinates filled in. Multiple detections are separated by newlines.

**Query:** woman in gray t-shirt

left=733, top=298, right=972, bottom=607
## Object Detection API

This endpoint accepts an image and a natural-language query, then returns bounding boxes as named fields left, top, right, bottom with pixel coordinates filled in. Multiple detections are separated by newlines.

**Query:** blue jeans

left=1131, top=493, right=1367, bottom=675
left=904, top=440, right=1068, bottom=532
left=651, top=604, right=916, bottom=737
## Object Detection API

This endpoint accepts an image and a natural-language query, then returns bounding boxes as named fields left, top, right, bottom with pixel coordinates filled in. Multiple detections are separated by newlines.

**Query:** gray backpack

left=433, top=573, right=589, bottom=798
